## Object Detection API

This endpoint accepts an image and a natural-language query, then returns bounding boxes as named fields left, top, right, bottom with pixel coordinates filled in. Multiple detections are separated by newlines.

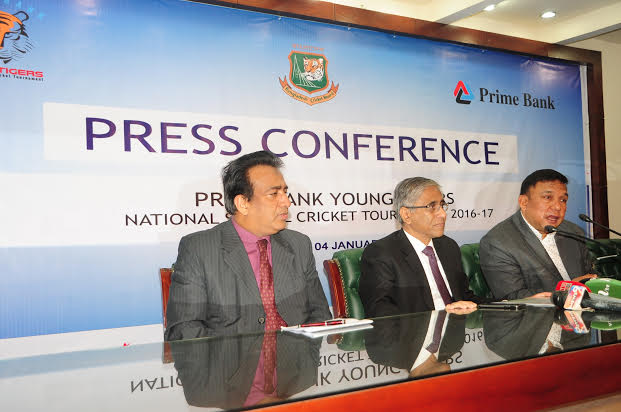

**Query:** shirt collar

left=402, top=229, right=435, bottom=253
left=231, top=218, right=270, bottom=248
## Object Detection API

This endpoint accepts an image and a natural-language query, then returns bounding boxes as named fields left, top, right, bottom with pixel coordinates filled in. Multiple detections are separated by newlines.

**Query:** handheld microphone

left=552, top=288, right=621, bottom=312
left=579, top=214, right=621, bottom=237
left=544, top=225, right=592, bottom=243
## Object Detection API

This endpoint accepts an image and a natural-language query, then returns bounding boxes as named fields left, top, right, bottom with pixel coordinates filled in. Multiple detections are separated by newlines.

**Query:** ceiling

left=328, top=0, right=621, bottom=45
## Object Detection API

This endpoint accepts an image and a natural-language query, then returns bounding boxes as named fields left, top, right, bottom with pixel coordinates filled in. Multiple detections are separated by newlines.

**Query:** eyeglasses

left=402, top=200, right=449, bottom=213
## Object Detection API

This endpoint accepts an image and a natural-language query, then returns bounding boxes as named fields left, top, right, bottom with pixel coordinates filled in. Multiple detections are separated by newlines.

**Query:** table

left=1, top=307, right=620, bottom=411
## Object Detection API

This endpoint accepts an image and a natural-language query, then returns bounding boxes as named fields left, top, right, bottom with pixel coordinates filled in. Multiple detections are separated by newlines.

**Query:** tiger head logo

left=0, top=10, right=33, bottom=64
left=288, top=51, right=329, bottom=94
left=302, top=57, right=324, bottom=82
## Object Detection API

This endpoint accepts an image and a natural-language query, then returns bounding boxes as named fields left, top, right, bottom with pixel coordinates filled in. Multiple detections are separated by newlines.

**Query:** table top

left=1, top=307, right=619, bottom=411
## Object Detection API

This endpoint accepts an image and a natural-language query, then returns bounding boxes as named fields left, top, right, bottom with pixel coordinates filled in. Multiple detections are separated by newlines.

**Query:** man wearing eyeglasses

left=359, top=177, right=481, bottom=317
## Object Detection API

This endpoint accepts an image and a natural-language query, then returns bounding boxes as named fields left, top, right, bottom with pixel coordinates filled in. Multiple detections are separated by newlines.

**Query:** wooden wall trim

left=198, top=0, right=609, bottom=236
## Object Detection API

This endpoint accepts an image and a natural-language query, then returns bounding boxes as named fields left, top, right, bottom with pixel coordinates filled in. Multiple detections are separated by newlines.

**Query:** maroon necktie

left=257, top=239, right=287, bottom=393
left=425, top=311, right=447, bottom=353
left=422, top=246, right=453, bottom=305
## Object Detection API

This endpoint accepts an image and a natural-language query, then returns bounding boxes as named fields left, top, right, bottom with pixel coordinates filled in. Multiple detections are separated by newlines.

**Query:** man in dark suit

left=359, top=177, right=481, bottom=317
left=479, top=169, right=595, bottom=300
left=165, top=150, right=331, bottom=341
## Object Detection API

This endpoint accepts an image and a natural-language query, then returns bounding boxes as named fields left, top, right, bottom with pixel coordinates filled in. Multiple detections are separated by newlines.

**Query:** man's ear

left=234, top=194, right=249, bottom=216
left=518, top=194, right=528, bottom=212
left=399, top=207, right=411, bottom=225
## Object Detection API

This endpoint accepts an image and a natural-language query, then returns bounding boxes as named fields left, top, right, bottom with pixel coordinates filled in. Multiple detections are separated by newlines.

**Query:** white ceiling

left=329, top=0, right=621, bottom=44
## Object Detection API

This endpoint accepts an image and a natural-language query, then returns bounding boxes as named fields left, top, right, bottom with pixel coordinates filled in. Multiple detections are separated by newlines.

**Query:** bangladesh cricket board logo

left=279, top=51, right=339, bottom=106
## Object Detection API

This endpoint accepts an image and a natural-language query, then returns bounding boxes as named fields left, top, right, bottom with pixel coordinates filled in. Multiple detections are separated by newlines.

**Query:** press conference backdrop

left=1, top=0, right=590, bottom=348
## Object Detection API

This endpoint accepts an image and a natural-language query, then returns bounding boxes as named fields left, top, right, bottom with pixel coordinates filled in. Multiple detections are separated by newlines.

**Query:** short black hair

left=519, top=169, right=568, bottom=195
left=221, top=150, right=284, bottom=215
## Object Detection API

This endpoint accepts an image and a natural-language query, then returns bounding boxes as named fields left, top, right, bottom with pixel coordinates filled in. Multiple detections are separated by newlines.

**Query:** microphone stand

left=579, top=214, right=621, bottom=237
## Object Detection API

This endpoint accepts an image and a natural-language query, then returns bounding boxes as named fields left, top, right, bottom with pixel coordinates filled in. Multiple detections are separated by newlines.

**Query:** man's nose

left=280, top=192, right=291, bottom=208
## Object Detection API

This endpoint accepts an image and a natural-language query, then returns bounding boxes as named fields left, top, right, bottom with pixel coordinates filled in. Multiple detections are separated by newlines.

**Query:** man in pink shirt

left=165, top=150, right=331, bottom=341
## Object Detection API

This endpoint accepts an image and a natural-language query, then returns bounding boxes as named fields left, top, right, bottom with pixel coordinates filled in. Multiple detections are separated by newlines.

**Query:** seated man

left=165, top=150, right=331, bottom=341
left=359, top=177, right=481, bottom=317
left=479, top=169, right=594, bottom=300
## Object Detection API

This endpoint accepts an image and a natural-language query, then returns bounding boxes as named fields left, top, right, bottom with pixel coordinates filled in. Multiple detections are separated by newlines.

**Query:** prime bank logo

left=453, top=80, right=556, bottom=110
left=453, top=80, right=473, bottom=104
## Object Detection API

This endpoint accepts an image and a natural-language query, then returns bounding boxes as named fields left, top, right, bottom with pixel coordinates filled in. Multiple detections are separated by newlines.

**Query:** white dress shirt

left=403, top=230, right=454, bottom=310
left=521, top=212, right=571, bottom=281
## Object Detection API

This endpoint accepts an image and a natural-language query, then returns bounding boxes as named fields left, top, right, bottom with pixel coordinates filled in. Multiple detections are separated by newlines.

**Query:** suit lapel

left=398, top=230, right=435, bottom=310
left=512, top=212, right=562, bottom=279
left=433, top=238, right=458, bottom=299
left=221, top=220, right=262, bottom=303
left=271, top=232, right=295, bottom=303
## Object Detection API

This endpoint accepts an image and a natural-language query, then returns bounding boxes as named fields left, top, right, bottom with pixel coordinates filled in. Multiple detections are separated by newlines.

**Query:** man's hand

left=571, top=273, right=598, bottom=283
left=445, top=300, right=477, bottom=314
left=528, top=292, right=552, bottom=299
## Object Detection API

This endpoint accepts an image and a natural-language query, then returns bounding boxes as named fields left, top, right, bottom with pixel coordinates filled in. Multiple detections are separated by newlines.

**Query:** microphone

left=544, top=225, right=592, bottom=243
left=552, top=289, right=621, bottom=312
left=579, top=214, right=621, bottom=237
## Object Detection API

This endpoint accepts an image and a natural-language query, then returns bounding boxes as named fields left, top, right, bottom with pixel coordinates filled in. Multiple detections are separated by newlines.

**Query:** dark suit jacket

left=171, top=332, right=319, bottom=409
left=165, top=219, right=331, bottom=341
left=365, top=312, right=466, bottom=371
left=359, top=230, right=480, bottom=317
left=479, top=211, right=592, bottom=300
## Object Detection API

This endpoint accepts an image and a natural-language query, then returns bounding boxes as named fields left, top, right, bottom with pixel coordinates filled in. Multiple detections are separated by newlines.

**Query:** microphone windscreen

left=544, top=225, right=556, bottom=234
left=578, top=213, right=591, bottom=223
left=552, top=290, right=568, bottom=309
left=585, top=278, right=621, bottom=300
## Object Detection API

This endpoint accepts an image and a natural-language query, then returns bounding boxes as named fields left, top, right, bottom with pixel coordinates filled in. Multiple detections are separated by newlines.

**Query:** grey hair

left=393, top=177, right=441, bottom=225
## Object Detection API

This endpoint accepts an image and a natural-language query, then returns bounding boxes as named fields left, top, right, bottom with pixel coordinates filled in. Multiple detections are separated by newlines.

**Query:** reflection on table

left=0, top=306, right=619, bottom=411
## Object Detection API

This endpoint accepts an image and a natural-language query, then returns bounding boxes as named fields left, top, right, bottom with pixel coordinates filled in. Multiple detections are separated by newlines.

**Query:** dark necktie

left=425, top=310, right=447, bottom=353
left=257, top=239, right=287, bottom=394
left=422, top=246, right=453, bottom=305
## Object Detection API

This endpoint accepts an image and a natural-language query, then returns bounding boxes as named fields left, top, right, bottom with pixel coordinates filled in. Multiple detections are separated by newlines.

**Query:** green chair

left=459, top=243, right=493, bottom=300
left=323, top=248, right=366, bottom=320
left=585, top=239, right=621, bottom=279
left=323, top=248, right=366, bottom=351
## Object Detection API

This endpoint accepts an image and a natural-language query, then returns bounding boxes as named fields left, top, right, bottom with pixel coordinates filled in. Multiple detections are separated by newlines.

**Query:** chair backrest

left=159, top=267, right=174, bottom=364
left=586, top=239, right=621, bottom=280
left=460, top=243, right=493, bottom=299
left=323, top=248, right=366, bottom=319
left=159, top=267, right=173, bottom=328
